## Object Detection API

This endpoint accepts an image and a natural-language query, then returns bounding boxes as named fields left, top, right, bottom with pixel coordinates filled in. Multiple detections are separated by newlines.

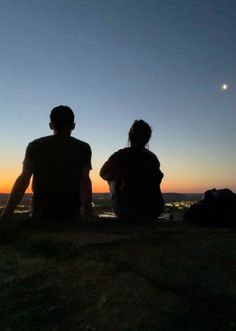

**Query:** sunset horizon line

left=0, top=190, right=206, bottom=195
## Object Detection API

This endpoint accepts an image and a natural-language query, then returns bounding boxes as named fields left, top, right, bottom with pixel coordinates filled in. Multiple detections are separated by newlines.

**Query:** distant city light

left=221, top=83, right=228, bottom=91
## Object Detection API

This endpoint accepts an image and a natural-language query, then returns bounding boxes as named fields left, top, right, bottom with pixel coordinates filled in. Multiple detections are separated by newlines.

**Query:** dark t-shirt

left=105, top=147, right=164, bottom=215
left=24, top=135, right=92, bottom=218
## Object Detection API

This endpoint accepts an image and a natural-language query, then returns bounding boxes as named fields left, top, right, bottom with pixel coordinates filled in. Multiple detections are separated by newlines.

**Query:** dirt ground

left=0, top=218, right=235, bottom=331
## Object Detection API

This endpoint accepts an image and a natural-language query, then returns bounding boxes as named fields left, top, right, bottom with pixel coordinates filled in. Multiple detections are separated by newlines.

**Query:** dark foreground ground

left=0, top=217, right=235, bottom=331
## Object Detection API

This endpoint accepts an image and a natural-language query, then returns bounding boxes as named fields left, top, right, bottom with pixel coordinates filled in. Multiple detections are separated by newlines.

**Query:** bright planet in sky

left=0, top=1, right=235, bottom=194
left=221, top=83, right=229, bottom=90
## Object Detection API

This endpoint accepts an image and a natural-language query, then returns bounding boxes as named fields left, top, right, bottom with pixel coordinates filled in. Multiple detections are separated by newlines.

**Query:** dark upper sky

left=0, top=0, right=235, bottom=192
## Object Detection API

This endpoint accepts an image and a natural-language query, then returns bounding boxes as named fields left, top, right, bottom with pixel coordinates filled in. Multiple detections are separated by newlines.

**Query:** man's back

left=1, top=105, right=93, bottom=222
left=25, top=135, right=91, bottom=218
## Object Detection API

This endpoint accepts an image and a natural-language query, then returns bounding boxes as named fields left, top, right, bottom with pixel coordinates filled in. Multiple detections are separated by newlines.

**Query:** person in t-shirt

left=2, top=105, right=92, bottom=221
left=100, top=120, right=164, bottom=223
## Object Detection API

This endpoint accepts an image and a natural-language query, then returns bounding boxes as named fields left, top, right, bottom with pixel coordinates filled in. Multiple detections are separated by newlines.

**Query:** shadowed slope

left=0, top=219, right=235, bottom=330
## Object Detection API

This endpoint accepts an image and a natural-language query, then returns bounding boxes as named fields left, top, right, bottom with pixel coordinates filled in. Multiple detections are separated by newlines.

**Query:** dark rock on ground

left=0, top=218, right=236, bottom=331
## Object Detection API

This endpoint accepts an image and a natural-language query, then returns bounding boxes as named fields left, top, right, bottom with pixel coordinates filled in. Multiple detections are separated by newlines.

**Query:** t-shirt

left=24, top=135, right=92, bottom=218
left=104, top=147, right=164, bottom=214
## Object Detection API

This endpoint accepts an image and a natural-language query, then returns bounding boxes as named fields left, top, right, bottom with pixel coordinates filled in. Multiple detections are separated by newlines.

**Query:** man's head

left=128, top=120, right=152, bottom=147
left=50, top=105, right=75, bottom=133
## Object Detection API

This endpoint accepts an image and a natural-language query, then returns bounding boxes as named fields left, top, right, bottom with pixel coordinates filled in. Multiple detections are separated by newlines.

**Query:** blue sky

left=0, top=0, right=235, bottom=192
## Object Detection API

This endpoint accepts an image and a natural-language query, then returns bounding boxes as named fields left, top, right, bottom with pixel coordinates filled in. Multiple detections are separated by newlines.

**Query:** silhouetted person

left=100, top=120, right=164, bottom=223
left=2, top=105, right=92, bottom=221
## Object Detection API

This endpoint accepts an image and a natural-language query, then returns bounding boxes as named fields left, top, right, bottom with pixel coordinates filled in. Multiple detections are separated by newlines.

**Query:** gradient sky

left=0, top=0, right=235, bottom=193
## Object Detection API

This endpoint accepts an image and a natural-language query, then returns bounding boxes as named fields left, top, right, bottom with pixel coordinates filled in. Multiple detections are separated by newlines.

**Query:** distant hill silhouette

left=163, top=193, right=202, bottom=202
left=0, top=192, right=203, bottom=207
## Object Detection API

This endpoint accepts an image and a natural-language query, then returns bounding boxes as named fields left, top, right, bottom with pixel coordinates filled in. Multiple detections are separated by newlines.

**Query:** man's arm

left=1, top=161, right=32, bottom=218
left=80, top=169, right=92, bottom=217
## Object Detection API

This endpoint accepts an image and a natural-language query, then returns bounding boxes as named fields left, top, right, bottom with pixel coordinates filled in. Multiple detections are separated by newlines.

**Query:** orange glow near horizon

left=0, top=171, right=110, bottom=194
left=1, top=175, right=207, bottom=194
left=0, top=178, right=206, bottom=193
left=90, top=174, right=109, bottom=193
left=0, top=181, right=33, bottom=194
left=1, top=169, right=234, bottom=194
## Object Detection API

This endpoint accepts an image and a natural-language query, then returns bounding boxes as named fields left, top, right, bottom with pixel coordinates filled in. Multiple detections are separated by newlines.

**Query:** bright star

left=221, top=83, right=228, bottom=91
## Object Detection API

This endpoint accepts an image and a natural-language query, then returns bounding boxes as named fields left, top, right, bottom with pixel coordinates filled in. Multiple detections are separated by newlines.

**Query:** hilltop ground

left=0, top=216, right=235, bottom=331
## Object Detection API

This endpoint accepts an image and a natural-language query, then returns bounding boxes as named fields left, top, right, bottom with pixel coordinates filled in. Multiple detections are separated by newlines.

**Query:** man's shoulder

left=27, top=136, right=52, bottom=147
left=28, top=136, right=90, bottom=149
left=70, top=136, right=91, bottom=149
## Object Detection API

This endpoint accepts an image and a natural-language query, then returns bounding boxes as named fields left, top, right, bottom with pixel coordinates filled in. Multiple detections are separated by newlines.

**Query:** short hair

left=50, top=105, right=74, bottom=130
left=128, top=120, right=152, bottom=147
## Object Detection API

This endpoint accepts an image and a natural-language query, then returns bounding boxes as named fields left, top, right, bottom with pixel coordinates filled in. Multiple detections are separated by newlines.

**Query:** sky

left=0, top=0, right=235, bottom=193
